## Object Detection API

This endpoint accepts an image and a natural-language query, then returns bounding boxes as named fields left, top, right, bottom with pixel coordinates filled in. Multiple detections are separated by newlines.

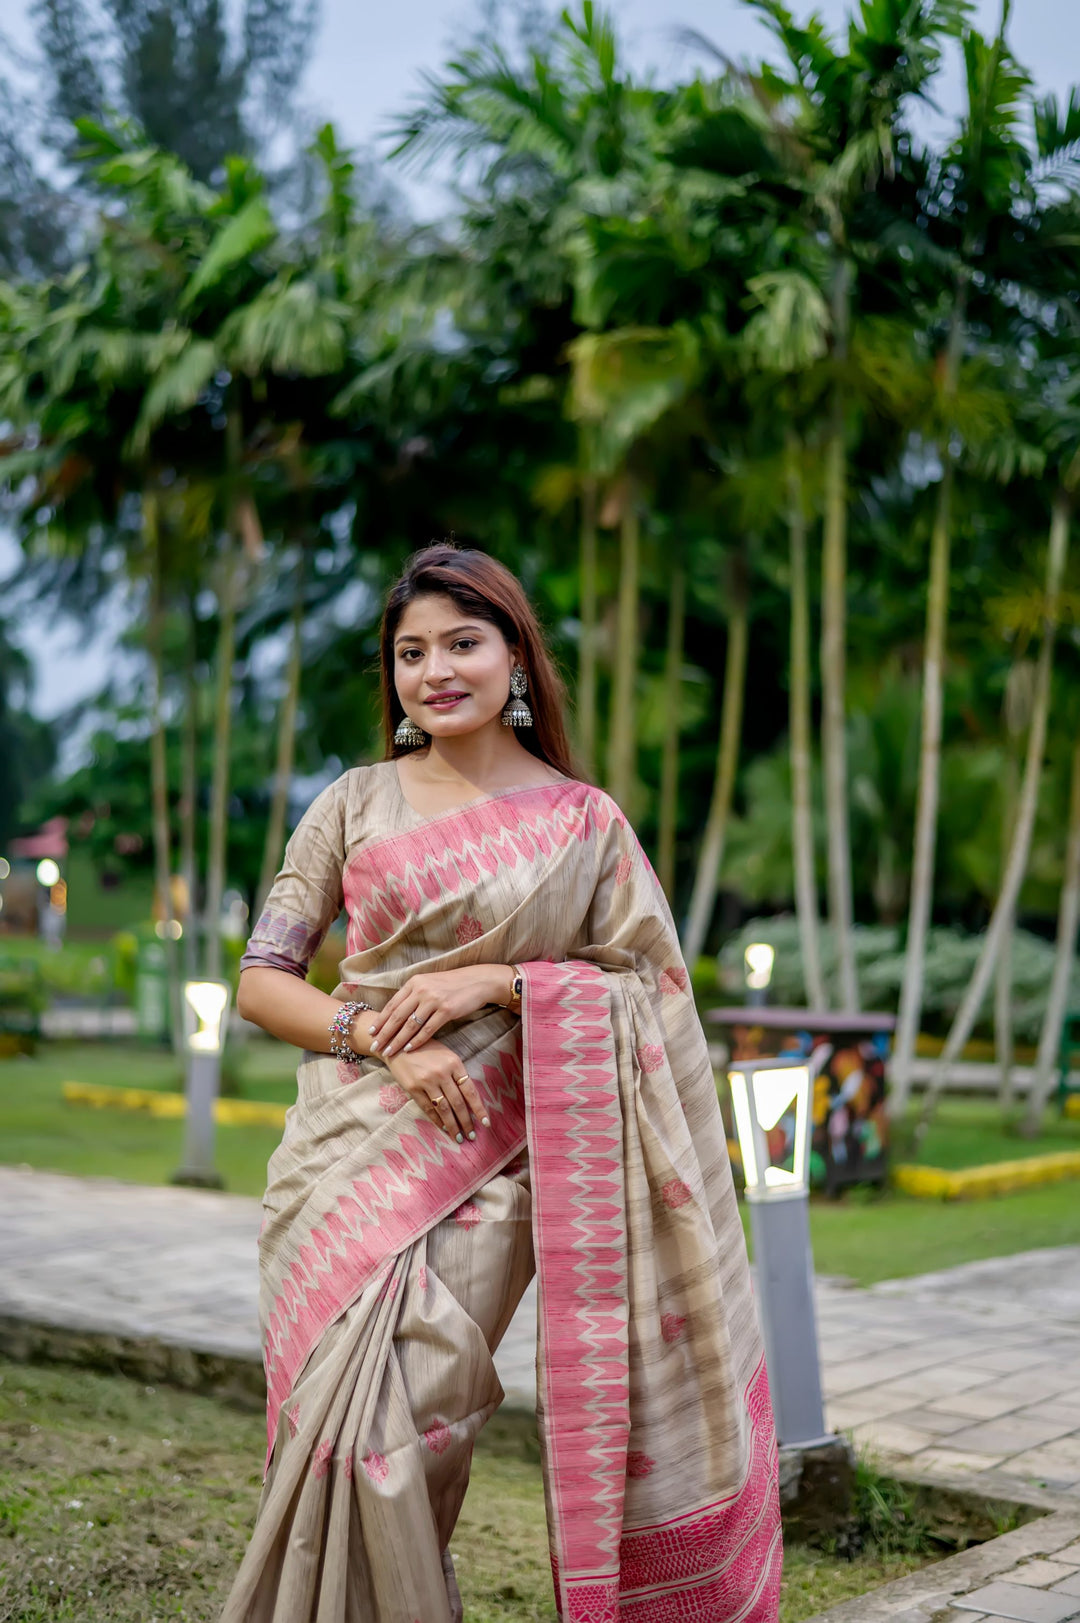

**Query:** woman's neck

left=410, top=729, right=548, bottom=791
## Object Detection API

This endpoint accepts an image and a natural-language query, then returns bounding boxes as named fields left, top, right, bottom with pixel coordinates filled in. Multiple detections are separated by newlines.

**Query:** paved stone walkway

left=807, top=1509, right=1080, bottom=1621
left=2, top=1167, right=1080, bottom=1509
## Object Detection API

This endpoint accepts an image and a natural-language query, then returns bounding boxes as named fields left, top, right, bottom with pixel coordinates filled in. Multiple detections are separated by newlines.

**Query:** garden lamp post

left=171, top=978, right=230, bottom=1189
left=729, top=1050, right=835, bottom=1448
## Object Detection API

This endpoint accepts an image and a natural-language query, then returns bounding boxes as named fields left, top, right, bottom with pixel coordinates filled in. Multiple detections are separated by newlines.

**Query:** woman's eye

left=452, top=640, right=477, bottom=652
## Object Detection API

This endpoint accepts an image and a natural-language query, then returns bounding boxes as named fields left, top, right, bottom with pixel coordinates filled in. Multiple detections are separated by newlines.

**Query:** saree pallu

left=222, top=764, right=781, bottom=1623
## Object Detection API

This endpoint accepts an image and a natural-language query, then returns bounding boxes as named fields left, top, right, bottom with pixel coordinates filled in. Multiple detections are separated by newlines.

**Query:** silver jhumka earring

left=501, top=665, right=533, bottom=728
left=394, top=715, right=427, bottom=748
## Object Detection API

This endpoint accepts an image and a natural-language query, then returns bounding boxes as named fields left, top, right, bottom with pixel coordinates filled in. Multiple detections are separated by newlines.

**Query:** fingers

left=369, top=996, right=421, bottom=1055
left=393, top=1009, right=446, bottom=1056
left=433, top=1075, right=474, bottom=1142
left=456, top=1074, right=490, bottom=1130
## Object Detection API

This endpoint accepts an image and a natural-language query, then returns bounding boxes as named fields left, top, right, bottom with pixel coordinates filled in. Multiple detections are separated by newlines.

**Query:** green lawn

left=0, top=1042, right=286, bottom=1195
left=894, top=1096, right=1080, bottom=1169
left=2, top=1044, right=1079, bottom=1284
left=0, top=1359, right=929, bottom=1623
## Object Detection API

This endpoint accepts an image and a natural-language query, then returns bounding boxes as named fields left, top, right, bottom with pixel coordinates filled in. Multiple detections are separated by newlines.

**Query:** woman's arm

left=237, top=966, right=376, bottom=1058
left=237, top=966, right=489, bottom=1140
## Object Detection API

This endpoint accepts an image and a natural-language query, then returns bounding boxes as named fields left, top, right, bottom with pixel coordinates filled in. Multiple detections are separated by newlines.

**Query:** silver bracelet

left=329, top=998, right=372, bottom=1065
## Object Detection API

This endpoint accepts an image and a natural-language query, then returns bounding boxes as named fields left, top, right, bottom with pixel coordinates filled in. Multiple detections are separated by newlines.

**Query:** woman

left=222, top=544, right=781, bottom=1623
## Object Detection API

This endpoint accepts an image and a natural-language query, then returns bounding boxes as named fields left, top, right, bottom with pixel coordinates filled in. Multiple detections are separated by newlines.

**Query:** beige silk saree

left=222, top=762, right=781, bottom=1623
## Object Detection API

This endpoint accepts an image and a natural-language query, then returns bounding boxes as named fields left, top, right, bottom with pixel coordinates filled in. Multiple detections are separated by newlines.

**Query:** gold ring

left=430, top=1095, right=445, bottom=1107
left=454, top=1075, right=470, bottom=1085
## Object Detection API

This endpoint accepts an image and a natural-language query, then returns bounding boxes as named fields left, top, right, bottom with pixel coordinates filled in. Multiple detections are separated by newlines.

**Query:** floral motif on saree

left=225, top=763, right=781, bottom=1623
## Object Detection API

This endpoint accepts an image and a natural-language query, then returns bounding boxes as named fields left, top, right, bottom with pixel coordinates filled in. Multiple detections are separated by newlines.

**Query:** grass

left=894, top=1096, right=1080, bottom=1169
left=0, top=1358, right=938, bottom=1623
left=0, top=1042, right=287, bottom=1196
left=2, top=1045, right=1079, bottom=1283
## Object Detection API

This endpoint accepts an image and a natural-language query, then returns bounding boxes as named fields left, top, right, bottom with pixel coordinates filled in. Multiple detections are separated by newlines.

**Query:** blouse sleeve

left=239, top=775, right=348, bottom=979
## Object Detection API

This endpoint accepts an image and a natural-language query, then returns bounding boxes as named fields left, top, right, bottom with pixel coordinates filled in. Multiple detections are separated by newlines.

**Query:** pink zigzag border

left=263, top=1045, right=526, bottom=1465
left=522, top=960, right=630, bottom=1616
left=343, top=781, right=617, bottom=953
left=523, top=965, right=782, bottom=1623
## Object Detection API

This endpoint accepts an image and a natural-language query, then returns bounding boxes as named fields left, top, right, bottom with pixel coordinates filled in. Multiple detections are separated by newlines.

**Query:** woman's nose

left=424, top=651, right=454, bottom=683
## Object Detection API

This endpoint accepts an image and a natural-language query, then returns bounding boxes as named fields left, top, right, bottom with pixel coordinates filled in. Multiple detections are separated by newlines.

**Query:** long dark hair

left=380, top=544, right=578, bottom=780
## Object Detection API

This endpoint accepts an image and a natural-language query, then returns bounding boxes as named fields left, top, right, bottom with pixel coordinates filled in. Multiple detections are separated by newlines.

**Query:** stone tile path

left=2, top=1167, right=1079, bottom=1509
left=805, top=1510, right=1080, bottom=1621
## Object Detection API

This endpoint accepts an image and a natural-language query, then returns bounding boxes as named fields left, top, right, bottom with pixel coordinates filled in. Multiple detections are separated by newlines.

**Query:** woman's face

left=393, top=593, right=517, bottom=740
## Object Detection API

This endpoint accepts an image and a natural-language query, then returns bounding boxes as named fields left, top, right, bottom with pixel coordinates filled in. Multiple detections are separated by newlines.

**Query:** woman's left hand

left=368, top=965, right=516, bottom=1058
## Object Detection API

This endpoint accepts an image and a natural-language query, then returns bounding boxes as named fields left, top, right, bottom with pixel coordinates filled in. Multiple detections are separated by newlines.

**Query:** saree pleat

left=222, top=764, right=781, bottom=1623
left=222, top=1161, right=534, bottom=1622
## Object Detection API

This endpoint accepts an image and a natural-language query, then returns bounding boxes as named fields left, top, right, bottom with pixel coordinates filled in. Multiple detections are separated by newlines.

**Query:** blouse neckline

left=386, top=758, right=576, bottom=826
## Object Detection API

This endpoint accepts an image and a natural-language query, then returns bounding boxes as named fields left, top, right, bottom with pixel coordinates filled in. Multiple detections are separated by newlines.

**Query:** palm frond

left=127, top=337, right=218, bottom=457
left=567, top=322, right=701, bottom=470
left=182, top=197, right=277, bottom=308
left=742, top=271, right=830, bottom=373
left=218, top=278, right=349, bottom=376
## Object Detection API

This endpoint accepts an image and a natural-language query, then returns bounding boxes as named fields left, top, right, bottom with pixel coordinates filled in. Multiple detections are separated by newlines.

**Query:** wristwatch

left=504, top=966, right=523, bottom=1016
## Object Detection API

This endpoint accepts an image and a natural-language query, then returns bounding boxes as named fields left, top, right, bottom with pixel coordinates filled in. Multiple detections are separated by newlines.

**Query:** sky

left=1, top=0, right=1076, bottom=720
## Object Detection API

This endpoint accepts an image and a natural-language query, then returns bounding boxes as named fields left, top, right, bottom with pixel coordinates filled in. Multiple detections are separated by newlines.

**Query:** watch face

left=513, top=975, right=523, bottom=998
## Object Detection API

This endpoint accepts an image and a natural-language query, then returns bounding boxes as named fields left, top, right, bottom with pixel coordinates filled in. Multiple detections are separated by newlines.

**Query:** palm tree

left=747, top=0, right=969, bottom=1011
left=786, top=435, right=828, bottom=1008
left=738, top=269, right=833, bottom=1003
left=681, top=543, right=750, bottom=966
left=891, top=16, right=1034, bottom=1114
left=917, top=491, right=1071, bottom=1134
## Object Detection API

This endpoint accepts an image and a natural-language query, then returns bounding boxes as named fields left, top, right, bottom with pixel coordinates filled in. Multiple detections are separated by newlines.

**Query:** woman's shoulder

left=297, top=761, right=395, bottom=823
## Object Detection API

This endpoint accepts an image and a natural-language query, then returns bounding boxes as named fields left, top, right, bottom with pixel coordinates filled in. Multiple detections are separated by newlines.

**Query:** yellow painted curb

left=62, top=1080, right=287, bottom=1129
left=893, top=1150, right=1080, bottom=1201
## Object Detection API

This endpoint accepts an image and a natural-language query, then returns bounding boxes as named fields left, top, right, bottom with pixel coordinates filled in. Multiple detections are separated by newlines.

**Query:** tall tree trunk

left=178, top=593, right=199, bottom=984
left=606, top=485, right=639, bottom=809
left=256, top=550, right=306, bottom=915
left=203, top=533, right=239, bottom=981
left=917, top=492, right=1070, bottom=1138
left=997, top=660, right=1033, bottom=1107
left=892, top=286, right=968, bottom=1115
left=145, top=491, right=182, bottom=1051
left=1023, top=735, right=1080, bottom=1135
left=682, top=549, right=749, bottom=968
left=821, top=259, right=859, bottom=1011
left=994, top=906, right=1016, bottom=1104
left=577, top=474, right=599, bottom=779
left=657, top=559, right=686, bottom=901
left=995, top=767, right=1018, bottom=1108
left=787, top=439, right=827, bottom=1010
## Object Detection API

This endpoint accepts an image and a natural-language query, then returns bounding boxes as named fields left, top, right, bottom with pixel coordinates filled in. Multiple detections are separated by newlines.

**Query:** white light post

left=171, top=979, right=231, bottom=1189
left=729, top=1050, right=836, bottom=1448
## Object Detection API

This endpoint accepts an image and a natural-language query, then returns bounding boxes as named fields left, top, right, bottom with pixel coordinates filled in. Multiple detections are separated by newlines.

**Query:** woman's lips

left=424, top=693, right=468, bottom=709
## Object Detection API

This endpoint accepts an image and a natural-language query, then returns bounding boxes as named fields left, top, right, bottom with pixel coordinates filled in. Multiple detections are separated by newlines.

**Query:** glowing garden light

left=744, top=941, right=775, bottom=991
left=728, top=1051, right=835, bottom=1449
left=172, top=979, right=232, bottom=1188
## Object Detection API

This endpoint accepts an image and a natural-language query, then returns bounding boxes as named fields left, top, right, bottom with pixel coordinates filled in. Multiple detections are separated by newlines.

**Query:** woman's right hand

left=383, top=1040, right=489, bottom=1143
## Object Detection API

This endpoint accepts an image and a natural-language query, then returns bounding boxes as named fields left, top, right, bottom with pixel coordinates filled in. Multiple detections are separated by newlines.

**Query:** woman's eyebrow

left=394, top=623, right=486, bottom=647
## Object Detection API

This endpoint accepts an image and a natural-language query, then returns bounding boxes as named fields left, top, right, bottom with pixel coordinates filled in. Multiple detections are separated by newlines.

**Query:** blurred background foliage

left=2, top=0, right=1080, bottom=1119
